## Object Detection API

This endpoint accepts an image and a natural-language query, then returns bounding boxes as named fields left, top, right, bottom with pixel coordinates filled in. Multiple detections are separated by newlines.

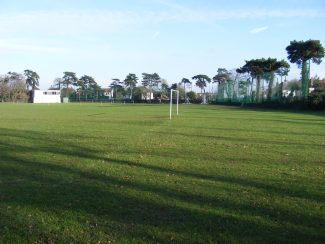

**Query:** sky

left=0, top=0, right=325, bottom=89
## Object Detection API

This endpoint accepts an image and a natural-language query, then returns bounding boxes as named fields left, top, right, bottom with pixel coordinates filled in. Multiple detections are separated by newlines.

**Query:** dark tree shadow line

left=0, top=128, right=324, bottom=243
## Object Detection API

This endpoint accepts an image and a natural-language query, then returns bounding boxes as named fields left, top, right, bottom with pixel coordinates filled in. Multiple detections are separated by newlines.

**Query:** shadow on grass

left=0, top=128, right=324, bottom=243
left=1, top=128, right=323, bottom=203
left=153, top=130, right=325, bottom=148
left=179, top=125, right=325, bottom=138
left=187, top=104, right=325, bottom=118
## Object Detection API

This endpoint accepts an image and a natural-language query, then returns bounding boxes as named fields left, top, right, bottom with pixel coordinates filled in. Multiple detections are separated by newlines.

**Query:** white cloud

left=250, top=26, right=269, bottom=34
left=0, top=7, right=322, bottom=53
left=0, top=8, right=323, bottom=39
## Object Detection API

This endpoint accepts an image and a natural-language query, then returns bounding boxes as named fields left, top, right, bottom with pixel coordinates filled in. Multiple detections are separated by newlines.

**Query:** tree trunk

left=184, top=83, right=186, bottom=100
left=301, top=60, right=309, bottom=101
left=280, top=82, right=284, bottom=100
left=250, top=78, right=254, bottom=103
left=217, top=82, right=225, bottom=101
left=149, top=85, right=152, bottom=102
left=267, top=73, right=275, bottom=101
left=256, top=76, right=261, bottom=103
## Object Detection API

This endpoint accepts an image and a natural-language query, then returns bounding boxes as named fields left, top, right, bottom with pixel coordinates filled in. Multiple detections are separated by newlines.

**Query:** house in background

left=32, top=90, right=61, bottom=103
left=103, top=88, right=113, bottom=98
left=311, top=78, right=325, bottom=91
left=142, top=91, right=154, bottom=101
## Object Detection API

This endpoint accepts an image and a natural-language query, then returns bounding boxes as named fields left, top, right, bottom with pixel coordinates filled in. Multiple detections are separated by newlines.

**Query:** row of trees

left=181, top=39, right=324, bottom=107
left=1, top=39, right=324, bottom=107
left=99, top=39, right=324, bottom=106
left=0, top=70, right=39, bottom=102
left=53, top=72, right=102, bottom=101
left=185, top=40, right=324, bottom=105
left=50, top=72, right=163, bottom=102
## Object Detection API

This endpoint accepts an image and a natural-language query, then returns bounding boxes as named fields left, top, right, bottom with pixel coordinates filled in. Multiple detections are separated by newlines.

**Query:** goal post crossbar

left=170, top=89, right=179, bottom=120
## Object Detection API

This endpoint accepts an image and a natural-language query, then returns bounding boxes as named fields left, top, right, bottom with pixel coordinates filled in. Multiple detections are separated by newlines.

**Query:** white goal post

left=170, top=89, right=179, bottom=120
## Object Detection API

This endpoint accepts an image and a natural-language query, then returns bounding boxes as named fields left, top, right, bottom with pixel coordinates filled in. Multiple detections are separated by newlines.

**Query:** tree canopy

left=124, top=73, right=138, bottom=100
left=192, top=75, right=211, bottom=93
left=286, top=40, right=324, bottom=100
left=124, top=73, right=138, bottom=89
left=62, top=72, right=78, bottom=88
left=24, top=69, right=40, bottom=91
left=1, top=39, right=324, bottom=107
left=141, top=73, right=161, bottom=88
left=286, top=40, right=325, bottom=67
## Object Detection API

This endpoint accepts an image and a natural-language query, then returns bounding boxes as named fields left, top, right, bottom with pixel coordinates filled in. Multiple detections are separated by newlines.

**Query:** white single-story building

left=33, top=90, right=61, bottom=103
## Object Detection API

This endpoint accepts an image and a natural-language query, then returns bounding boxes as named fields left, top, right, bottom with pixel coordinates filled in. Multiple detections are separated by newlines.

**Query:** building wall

left=33, top=90, right=61, bottom=103
left=142, top=92, right=154, bottom=100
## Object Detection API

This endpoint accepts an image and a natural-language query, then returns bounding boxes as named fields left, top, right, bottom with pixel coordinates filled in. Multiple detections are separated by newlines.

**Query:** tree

left=10, top=79, right=28, bottom=102
left=141, top=73, right=161, bottom=102
left=91, top=83, right=101, bottom=101
left=284, top=78, right=301, bottom=98
left=160, top=79, right=170, bottom=98
left=62, top=72, right=78, bottom=89
left=0, top=75, right=10, bottom=102
left=51, top=78, right=63, bottom=90
left=276, top=66, right=290, bottom=99
left=308, top=76, right=325, bottom=109
left=286, top=39, right=325, bottom=101
left=7, top=72, right=26, bottom=101
left=192, top=75, right=211, bottom=104
left=186, top=91, right=197, bottom=103
left=192, top=74, right=211, bottom=93
left=238, top=78, right=251, bottom=102
left=8, top=72, right=25, bottom=84
left=237, top=59, right=267, bottom=103
left=0, top=72, right=29, bottom=102
left=24, top=69, right=40, bottom=91
left=263, top=58, right=290, bottom=101
left=80, top=75, right=96, bottom=101
left=61, top=72, right=78, bottom=98
left=75, top=79, right=85, bottom=101
left=110, top=78, right=123, bottom=100
left=132, top=86, right=147, bottom=102
left=180, top=78, right=191, bottom=100
left=124, top=73, right=138, bottom=101
left=213, top=68, right=230, bottom=101
left=170, top=83, right=178, bottom=90
left=229, top=69, right=246, bottom=101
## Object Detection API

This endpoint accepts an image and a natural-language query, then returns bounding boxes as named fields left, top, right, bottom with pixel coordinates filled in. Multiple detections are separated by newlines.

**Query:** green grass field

left=0, top=103, right=324, bottom=243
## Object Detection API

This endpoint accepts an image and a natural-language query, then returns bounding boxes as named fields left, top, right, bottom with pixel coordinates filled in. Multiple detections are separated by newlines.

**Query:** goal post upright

left=170, top=89, right=179, bottom=120
left=176, top=90, right=179, bottom=116
left=170, top=89, right=173, bottom=120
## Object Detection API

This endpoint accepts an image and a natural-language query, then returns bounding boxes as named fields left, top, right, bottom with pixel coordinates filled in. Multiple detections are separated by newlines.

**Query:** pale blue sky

left=0, top=0, right=324, bottom=89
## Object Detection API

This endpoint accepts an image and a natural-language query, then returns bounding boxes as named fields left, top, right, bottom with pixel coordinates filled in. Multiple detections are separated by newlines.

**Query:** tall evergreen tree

left=124, top=73, right=138, bottom=100
left=213, top=68, right=230, bottom=101
left=80, top=75, right=96, bottom=101
left=192, top=75, right=211, bottom=94
left=141, top=73, right=161, bottom=101
left=181, top=78, right=191, bottom=100
left=24, top=69, right=40, bottom=91
left=263, top=58, right=290, bottom=101
left=286, top=40, right=324, bottom=100
left=237, top=59, right=265, bottom=103
left=62, top=71, right=78, bottom=98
